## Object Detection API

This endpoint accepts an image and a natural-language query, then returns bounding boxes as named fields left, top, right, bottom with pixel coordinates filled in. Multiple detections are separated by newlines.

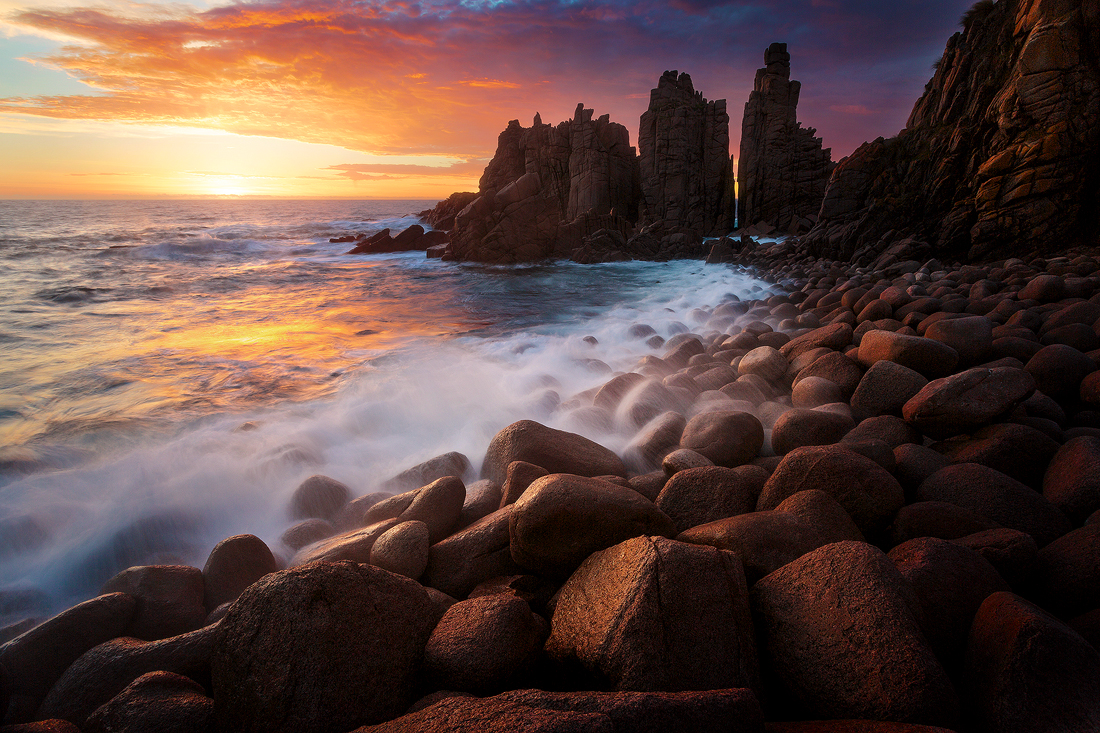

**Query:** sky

left=0, top=0, right=977, bottom=199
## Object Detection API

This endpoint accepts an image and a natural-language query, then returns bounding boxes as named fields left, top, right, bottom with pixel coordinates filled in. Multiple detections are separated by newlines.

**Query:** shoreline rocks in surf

left=5, top=249, right=1100, bottom=731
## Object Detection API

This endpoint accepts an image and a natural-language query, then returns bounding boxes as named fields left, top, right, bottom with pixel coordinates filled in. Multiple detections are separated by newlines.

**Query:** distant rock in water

left=638, top=71, right=735, bottom=237
left=737, top=43, right=833, bottom=236
left=445, top=105, right=640, bottom=264
left=419, top=192, right=477, bottom=232
left=802, top=0, right=1100, bottom=262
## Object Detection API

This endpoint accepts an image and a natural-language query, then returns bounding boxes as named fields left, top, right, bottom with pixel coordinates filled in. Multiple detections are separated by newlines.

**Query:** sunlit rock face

left=638, top=70, right=736, bottom=237
left=448, top=105, right=641, bottom=264
left=801, top=0, right=1100, bottom=263
left=737, top=44, right=833, bottom=236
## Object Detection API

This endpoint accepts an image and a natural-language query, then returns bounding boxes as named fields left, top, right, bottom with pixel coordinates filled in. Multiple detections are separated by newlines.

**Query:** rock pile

left=737, top=43, right=833, bottom=236
left=6, top=245, right=1100, bottom=731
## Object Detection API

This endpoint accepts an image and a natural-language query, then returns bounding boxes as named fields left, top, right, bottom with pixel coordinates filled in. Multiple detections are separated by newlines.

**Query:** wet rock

left=849, top=360, right=928, bottom=422
left=289, top=519, right=399, bottom=567
left=201, top=534, right=277, bottom=613
left=392, top=476, right=466, bottom=544
left=333, top=492, right=390, bottom=531
left=379, top=451, right=471, bottom=493
left=100, top=565, right=205, bottom=641
left=751, top=541, right=957, bottom=726
left=509, top=474, right=676, bottom=578
left=888, top=537, right=1008, bottom=669
left=500, top=461, right=550, bottom=508
left=775, top=489, right=864, bottom=543
left=679, top=411, right=764, bottom=468
left=770, top=408, right=854, bottom=455
left=457, top=480, right=501, bottom=530
left=916, top=463, right=1071, bottom=547
left=790, top=376, right=843, bottom=408
left=1042, top=436, right=1100, bottom=525
left=622, top=411, right=686, bottom=474
left=655, top=465, right=767, bottom=534
left=792, top=351, right=864, bottom=400
left=481, top=420, right=626, bottom=484
left=83, top=671, right=212, bottom=733
left=424, top=507, right=519, bottom=600
left=353, top=688, right=764, bottom=733
left=280, top=519, right=335, bottom=551
left=424, top=594, right=546, bottom=694
left=757, top=444, right=904, bottom=537
left=547, top=536, right=759, bottom=692
left=678, top=511, right=835, bottom=585
left=1033, top=524, right=1100, bottom=619
left=738, top=346, right=789, bottom=383
left=857, top=330, right=959, bottom=379
left=779, top=323, right=853, bottom=362
left=369, top=520, right=429, bottom=579
left=36, top=623, right=218, bottom=728
left=287, top=475, right=351, bottom=522
left=966, top=592, right=1100, bottom=733
left=0, top=592, right=137, bottom=724
left=211, top=561, right=437, bottom=732
left=902, top=367, right=1035, bottom=439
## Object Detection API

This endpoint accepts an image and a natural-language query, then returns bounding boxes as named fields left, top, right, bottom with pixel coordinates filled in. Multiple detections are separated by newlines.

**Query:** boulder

left=922, top=316, right=993, bottom=368
left=1025, top=343, right=1096, bottom=402
left=391, top=476, right=466, bottom=544
left=1042, top=436, right=1100, bottom=524
left=679, top=411, right=764, bottom=468
left=757, top=444, right=904, bottom=537
left=751, top=541, right=958, bottom=726
left=35, top=623, right=218, bottom=728
left=857, top=330, right=958, bottom=379
left=1033, top=524, right=1100, bottom=619
left=481, top=420, right=626, bottom=484
left=770, top=408, right=854, bottom=455
left=83, top=671, right=212, bottom=733
left=280, top=519, right=334, bottom=552
left=622, top=411, right=686, bottom=474
left=916, top=463, right=1071, bottom=547
left=889, top=501, right=1000, bottom=546
left=936, top=422, right=1060, bottom=490
left=424, top=594, right=546, bottom=694
left=100, top=565, right=205, bottom=641
left=793, top=351, right=864, bottom=400
left=546, top=536, right=759, bottom=692
left=379, top=451, right=471, bottom=493
left=457, top=479, right=502, bottom=529
left=779, top=323, right=853, bottom=361
left=211, top=561, right=437, bottom=732
left=287, top=475, right=351, bottom=522
left=738, top=346, right=789, bottom=383
left=289, top=519, right=398, bottom=567
left=509, top=474, right=676, bottom=577
left=369, top=520, right=430, bottom=579
left=966, top=592, right=1100, bottom=733
left=951, top=528, right=1038, bottom=592
left=902, top=367, right=1035, bottom=439
left=202, top=534, right=277, bottom=613
left=655, top=465, right=768, bottom=534
left=500, top=461, right=550, bottom=508
left=775, top=489, right=864, bottom=543
left=0, top=593, right=137, bottom=724
left=849, top=360, right=928, bottom=422
left=424, top=507, right=519, bottom=599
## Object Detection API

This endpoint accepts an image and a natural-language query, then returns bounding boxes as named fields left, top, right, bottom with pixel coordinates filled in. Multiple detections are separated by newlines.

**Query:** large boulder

left=679, top=411, right=764, bottom=468
left=424, top=506, right=520, bottom=599
left=83, top=671, right=213, bottom=733
left=751, top=541, right=958, bottom=726
left=202, top=534, right=278, bottom=613
left=1042, top=436, right=1100, bottom=525
left=481, top=420, right=626, bottom=485
left=546, top=536, right=759, bottom=692
left=901, top=367, right=1035, bottom=439
left=757, top=444, right=904, bottom=537
left=211, top=561, right=437, bottom=732
left=1032, top=524, right=1100, bottom=619
left=966, top=592, right=1100, bottom=733
left=654, top=465, right=766, bottom=534
left=509, top=474, right=676, bottom=577
left=100, top=565, right=205, bottom=641
left=857, top=331, right=959, bottom=379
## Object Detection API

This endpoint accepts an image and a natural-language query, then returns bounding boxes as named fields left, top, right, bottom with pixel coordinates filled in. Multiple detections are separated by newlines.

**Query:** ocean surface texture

left=0, top=199, right=770, bottom=616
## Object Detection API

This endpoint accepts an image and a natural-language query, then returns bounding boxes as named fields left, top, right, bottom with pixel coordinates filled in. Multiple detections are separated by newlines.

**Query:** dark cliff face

left=737, top=43, right=834, bottom=235
left=638, top=71, right=735, bottom=237
left=448, top=106, right=640, bottom=264
left=804, top=0, right=1100, bottom=263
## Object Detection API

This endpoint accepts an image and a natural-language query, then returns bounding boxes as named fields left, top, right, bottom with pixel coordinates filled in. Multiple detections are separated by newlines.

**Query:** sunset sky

left=1, top=0, right=976, bottom=199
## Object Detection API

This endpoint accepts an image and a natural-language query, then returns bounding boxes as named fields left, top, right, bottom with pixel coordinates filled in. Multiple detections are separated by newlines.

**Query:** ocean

left=0, top=198, right=772, bottom=619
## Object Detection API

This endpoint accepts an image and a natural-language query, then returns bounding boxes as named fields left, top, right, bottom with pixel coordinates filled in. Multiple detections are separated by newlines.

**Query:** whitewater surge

left=0, top=199, right=774, bottom=620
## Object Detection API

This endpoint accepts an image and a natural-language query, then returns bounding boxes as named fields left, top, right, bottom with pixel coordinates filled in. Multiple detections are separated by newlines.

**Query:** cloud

left=2, top=0, right=977, bottom=162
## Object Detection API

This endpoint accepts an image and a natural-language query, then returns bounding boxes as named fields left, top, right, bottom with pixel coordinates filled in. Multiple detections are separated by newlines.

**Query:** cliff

left=801, top=0, right=1100, bottom=263
left=738, top=43, right=834, bottom=234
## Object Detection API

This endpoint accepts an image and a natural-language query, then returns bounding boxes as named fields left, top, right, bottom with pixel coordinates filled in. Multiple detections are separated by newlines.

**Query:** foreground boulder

left=211, top=561, right=437, bottom=732
left=83, top=671, right=213, bottom=733
left=901, top=367, right=1035, bottom=439
left=751, top=541, right=958, bottom=726
left=966, top=592, right=1100, bottom=733
left=509, top=475, right=676, bottom=577
left=547, top=536, right=758, bottom=692
left=481, top=420, right=626, bottom=484
left=353, top=688, right=765, bottom=733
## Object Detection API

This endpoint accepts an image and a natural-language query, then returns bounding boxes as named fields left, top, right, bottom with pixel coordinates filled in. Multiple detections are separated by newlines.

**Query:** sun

left=210, top=185, right=248, bottom=197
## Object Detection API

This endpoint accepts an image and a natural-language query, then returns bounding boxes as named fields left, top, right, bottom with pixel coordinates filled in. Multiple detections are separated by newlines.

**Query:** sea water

left=0, top=198, right=773, bottom=619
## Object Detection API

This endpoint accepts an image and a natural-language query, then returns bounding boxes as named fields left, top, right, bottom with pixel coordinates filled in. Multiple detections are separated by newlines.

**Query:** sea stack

left=737, top=42, right=834, bottom=235
left=637, top=70, right=736, bottom=237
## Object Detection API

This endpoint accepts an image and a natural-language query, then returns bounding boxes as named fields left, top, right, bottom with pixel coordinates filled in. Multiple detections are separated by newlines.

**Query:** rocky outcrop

left=418, top=192, right=477, bottom=231
left=737, top=43, right=833, bottom=235
left=446, top=106, right=641, bottom=263
left=801, top=0, right=1100, bottom=263
left=638, top=71, right=735, bottom=236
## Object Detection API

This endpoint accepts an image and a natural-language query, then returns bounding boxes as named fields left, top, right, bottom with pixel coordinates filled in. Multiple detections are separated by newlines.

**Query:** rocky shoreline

left=4, top=245, right=1100, bottom=732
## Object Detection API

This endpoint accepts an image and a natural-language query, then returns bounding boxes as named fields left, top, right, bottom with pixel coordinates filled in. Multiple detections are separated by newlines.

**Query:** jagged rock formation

left=738, top=43, right=834, bottom=235
left=418, top=192, right=477, bottom=231
left=446, top=105, right=640, bottom=263
left=638, top=71, right=735, bottom=236
left=801, top=0, right=1100, bottom=263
